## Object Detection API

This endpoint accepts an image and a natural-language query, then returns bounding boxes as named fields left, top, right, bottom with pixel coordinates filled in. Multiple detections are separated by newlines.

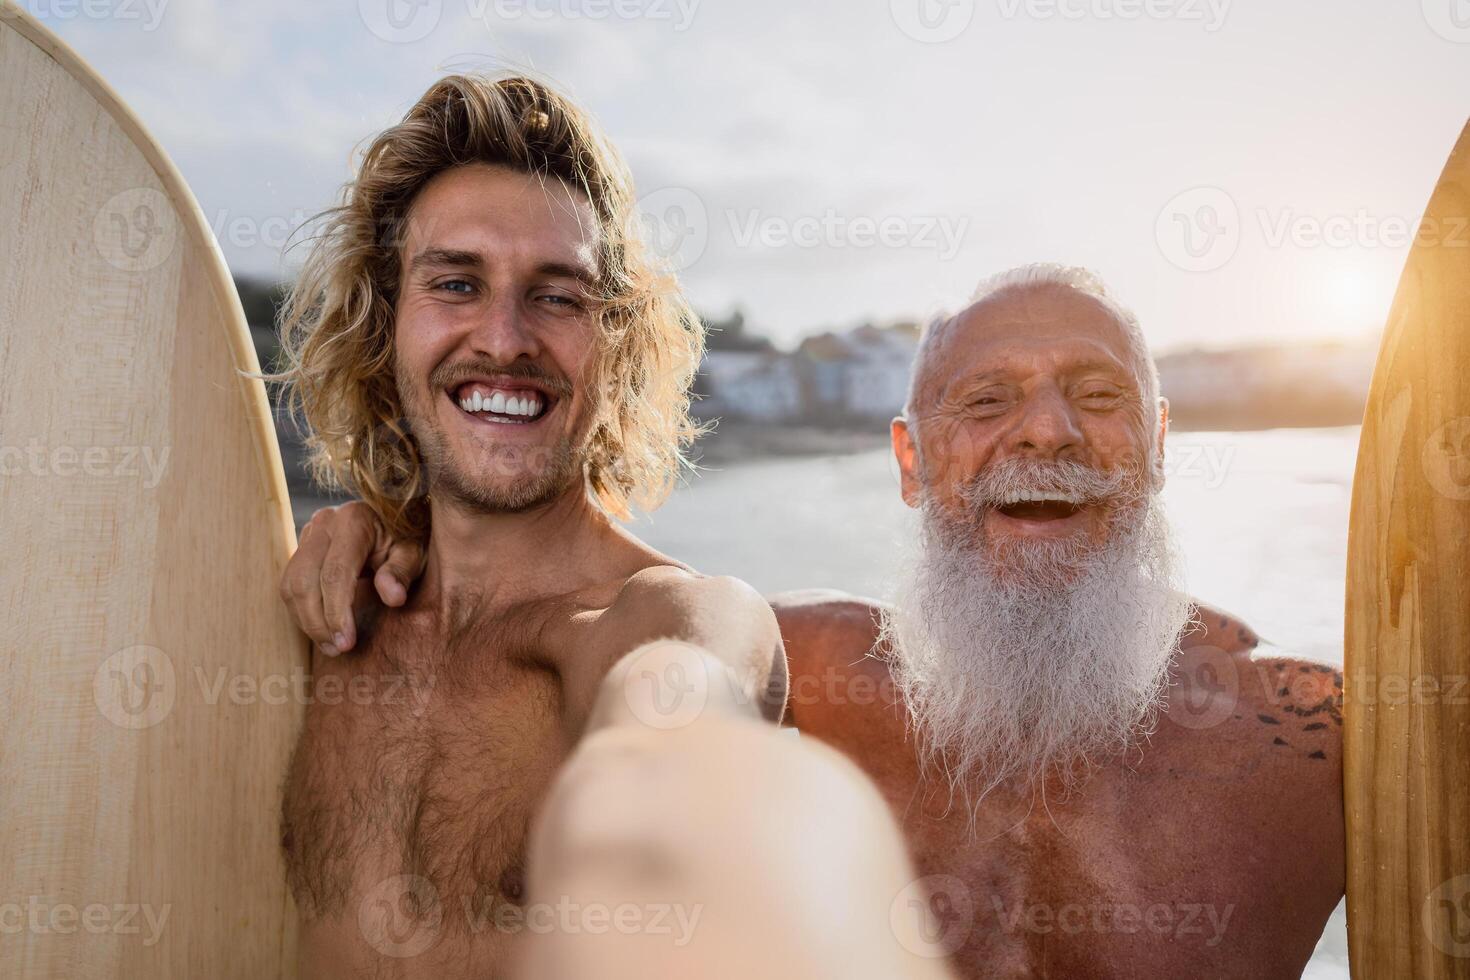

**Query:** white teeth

left=458, top=388, right=547, bottom=419
left=1002, top=490, right=1083, bottom=505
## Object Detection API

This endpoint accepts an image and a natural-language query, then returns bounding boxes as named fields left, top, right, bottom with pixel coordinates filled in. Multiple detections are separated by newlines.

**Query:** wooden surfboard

left=1345, top=121, right=1470, bottom=979
left=0, top=9, right=305, bottom=978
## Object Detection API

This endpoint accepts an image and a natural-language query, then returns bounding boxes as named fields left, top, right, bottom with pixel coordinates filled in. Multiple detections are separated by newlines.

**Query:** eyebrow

left=945, top=358, right=1136, bottom=394
left=533, top=260, right=598, bottom=287
left=409, top=247, right=482, bottom=271
left=1063, top=357, right=1134, bottom=380
left=407, top=249, right=597, bottom=287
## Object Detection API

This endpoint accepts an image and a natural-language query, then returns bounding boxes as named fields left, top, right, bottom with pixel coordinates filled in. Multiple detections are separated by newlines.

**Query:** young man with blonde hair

left=274, top=73, right=939, bottom=979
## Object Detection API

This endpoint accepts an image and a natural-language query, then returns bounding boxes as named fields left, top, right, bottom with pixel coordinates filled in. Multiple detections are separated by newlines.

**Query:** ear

left=892, top=417, right=923, bottom=509
left=1153, top=396, right=1170, bottom=484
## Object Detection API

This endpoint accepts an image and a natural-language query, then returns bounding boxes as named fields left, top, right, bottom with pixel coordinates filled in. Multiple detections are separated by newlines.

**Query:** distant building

left=794, top=323, right=919, bottom=422
left=696, top=350, right=802, bottom=422
left=695, top=318, right=920, bottom=426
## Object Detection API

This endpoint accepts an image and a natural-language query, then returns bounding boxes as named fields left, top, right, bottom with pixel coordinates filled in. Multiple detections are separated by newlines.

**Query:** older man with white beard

left=781, top=264, right=1345, bottom=979
left=280, top=264, right=1346, bottom=979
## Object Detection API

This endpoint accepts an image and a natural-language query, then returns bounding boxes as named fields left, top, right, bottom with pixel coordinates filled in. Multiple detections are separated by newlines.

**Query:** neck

left=416, top=481, right=613, bottom=617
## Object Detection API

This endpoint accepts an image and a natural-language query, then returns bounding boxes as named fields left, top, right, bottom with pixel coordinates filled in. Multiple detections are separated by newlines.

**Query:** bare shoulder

left=558, top=565, right=783, bottom=724
left=765, top=590, right=901, bottom=732
left=1167, top=638, right=1343, bottom=779
left=608, top=564, right=774, bottom=632
left=1178, top=599, right=1262, bottom=654
left=1237, top=647, right=1344, bottom=762
left=767, top=589, right=887, bottom=675
left=1164, top=600, right=1342, bottom=778
left=1162, top=633, right=1344, bottom=888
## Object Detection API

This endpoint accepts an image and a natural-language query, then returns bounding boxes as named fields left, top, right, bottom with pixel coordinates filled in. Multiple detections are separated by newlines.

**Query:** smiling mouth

left=449, top=381, right=556, bottom=425
left=991, top=491, right=1087, bottom=523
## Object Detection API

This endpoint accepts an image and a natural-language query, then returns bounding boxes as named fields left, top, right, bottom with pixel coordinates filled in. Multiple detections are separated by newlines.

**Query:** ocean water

left=631, top=426, right=1360, bottom=977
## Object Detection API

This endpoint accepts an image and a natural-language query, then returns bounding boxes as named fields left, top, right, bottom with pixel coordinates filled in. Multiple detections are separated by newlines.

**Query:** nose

left=1006, top=383, right=1084, bottom=460
left=466, top=292, right=542, bottom=365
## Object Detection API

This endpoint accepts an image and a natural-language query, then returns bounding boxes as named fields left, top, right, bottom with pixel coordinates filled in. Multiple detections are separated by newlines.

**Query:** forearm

left=515, top=704, right=954, bottom=980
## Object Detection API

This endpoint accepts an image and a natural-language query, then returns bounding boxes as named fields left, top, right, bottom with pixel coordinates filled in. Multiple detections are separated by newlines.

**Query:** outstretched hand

left=279, top=501, right=426, bottom=655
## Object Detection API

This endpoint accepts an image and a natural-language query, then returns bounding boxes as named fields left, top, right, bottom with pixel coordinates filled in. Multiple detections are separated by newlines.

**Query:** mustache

left=428, top=358, right=574, bottom=399
left=959, top=457, right=1144, bottom=510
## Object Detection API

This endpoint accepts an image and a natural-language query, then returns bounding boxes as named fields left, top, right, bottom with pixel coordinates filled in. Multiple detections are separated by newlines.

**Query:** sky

left=22, top=0, right=1470, bottom=353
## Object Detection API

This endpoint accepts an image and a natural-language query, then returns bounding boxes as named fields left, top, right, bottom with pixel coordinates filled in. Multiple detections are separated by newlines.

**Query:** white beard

left=882, top=470, right=1192, bottom=803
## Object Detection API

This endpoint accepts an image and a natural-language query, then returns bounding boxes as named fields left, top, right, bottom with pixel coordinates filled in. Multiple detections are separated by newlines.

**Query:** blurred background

left=28, top=0, right=1470, bottom=973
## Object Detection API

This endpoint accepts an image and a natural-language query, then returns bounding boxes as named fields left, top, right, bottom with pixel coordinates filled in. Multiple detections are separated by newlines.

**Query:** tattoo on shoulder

left=1254, top=660, right=1343, bottom=760
left=1189, top=609, right=1260, bottom=653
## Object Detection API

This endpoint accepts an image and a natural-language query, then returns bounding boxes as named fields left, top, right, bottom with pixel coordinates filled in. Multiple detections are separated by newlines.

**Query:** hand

left=279, top=501, right=426, bottom=655
left=518, top=714, right=952, bottom=980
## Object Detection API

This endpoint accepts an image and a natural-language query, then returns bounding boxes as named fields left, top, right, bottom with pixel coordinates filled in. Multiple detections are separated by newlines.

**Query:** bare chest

left=280, top=605, right=588, bottom=972
left=899, top=790, right=1253, bottom=979
left=820, top=713, right=1323, bottom=980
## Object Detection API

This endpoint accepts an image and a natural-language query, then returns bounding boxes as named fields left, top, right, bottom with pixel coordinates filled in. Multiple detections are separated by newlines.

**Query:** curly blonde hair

left=277, top=73, right=704, bottom=539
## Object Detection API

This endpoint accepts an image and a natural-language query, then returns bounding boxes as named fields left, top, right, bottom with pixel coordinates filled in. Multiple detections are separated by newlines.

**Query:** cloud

left=29, top=0, right=1469, bottom=348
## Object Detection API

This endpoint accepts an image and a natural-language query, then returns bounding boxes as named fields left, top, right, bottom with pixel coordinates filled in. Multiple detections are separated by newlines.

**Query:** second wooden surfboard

left=1345, top=120, right=1470, bottom=979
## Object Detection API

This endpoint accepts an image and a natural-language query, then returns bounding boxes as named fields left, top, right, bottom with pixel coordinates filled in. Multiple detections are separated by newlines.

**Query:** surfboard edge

left=2, top=6, right=298, bottom=565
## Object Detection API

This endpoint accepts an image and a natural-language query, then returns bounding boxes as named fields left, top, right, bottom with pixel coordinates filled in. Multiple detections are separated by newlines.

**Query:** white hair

left=881, top=467, right=1192, bottom=807
left=905, top=263, right=1161, bottom=442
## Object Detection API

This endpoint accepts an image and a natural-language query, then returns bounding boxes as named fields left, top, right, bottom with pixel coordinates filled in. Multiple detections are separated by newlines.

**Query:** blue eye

left=437, top=280, right=474, bottom=294
left=536, top=292, right=585, bottom=311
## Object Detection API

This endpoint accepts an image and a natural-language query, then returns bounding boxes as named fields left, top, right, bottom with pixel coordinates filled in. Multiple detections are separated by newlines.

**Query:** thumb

left=374, top=539, right=426, bottom=607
